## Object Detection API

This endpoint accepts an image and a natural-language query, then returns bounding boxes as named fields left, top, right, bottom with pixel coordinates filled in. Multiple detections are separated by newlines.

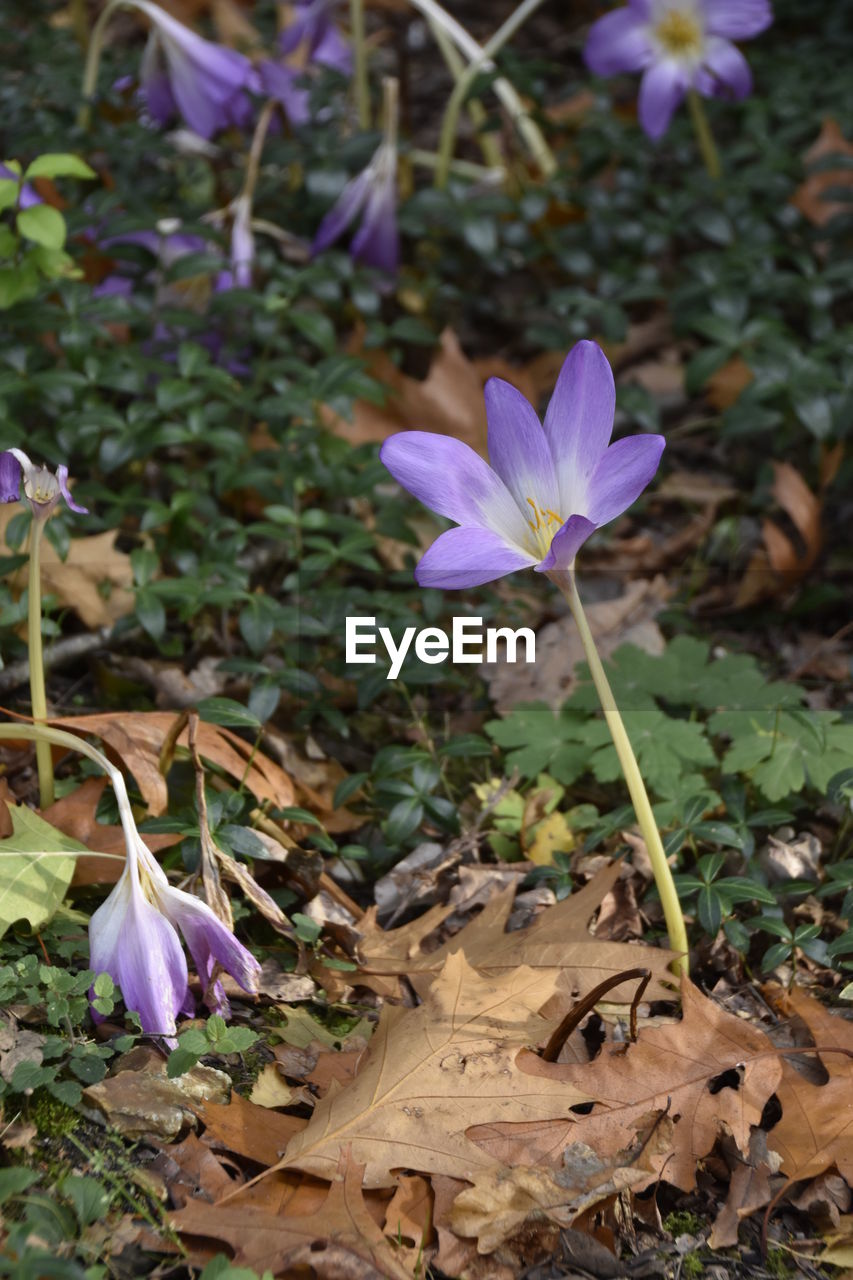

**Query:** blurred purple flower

left=216, top=195, right=254, bottom=290
left=279, top=0, right=352, bottom=76
left=130, top=0, right=255, bottom=138
left=89, top=825, right=260, bottom=1035
left=584, top=0, right=773, bottom=139
left=379, top=341, right=664, bottom=589
left=0, top=163, right=41, bottom=209
left=0, top=449, right=88, bottom=518
left=313, top=138, right=398, bottom=273
left=256, top=59, right=311, bottom=126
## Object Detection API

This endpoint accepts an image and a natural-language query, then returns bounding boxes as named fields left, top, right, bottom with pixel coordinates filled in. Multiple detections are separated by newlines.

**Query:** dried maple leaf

left=767, top=987, right=853, bottom=1186
left=358, top=861, right=677, bottom=1007
left=49, top=710, right=295, bottom=816
left=467, top=978, right=781, bottom=1192
left=270, top=951, right=588, bottom=1188
left=172, top=1148, right=412, bottom=1279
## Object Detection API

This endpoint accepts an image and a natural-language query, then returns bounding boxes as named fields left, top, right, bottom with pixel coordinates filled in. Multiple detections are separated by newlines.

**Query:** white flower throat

left=654, top=8, right=704, bottom=58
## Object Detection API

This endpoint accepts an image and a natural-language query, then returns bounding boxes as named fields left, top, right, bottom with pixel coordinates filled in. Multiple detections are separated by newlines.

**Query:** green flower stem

left=434, top=0, right=550, bottom=190
left=27, top=518, right=53, bottom=809
left=425, top=16, right=505, bottom=175
left=350, top=0, right=370, bottom=130
left=686, top=90, right=721, bottom=181
left=382, top=75, right=398, bottom=151
left=0, top=723, right=138, bottom=852
left=406, top=0, right=555, bottom=180
left=555, top=570, right=689, bottom=976
left=79, top=0, right=124, bottom=128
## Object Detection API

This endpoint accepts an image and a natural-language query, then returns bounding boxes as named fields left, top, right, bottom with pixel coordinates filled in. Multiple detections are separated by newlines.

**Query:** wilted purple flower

left=216, top=195, right=254, bottom=290
left=313, top=138, right=398, bottom=273
left=0, top=449, right=88, bottom=518
left=0, top=163, right=41, bottom=209
left=256, top=59, right=311, bottom=127
left=279, top=0, right=352, bottom=76
left=584, top=0, right=773, bottom=139
left=89, top=825, right=260, bottom=1035
left=379, top=341, right=664, bottom=589
left=130, top=0, right=255, bottom=138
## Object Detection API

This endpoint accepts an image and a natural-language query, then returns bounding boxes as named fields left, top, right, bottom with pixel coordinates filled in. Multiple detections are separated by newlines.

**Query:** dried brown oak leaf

left=50, top=711, right=294, bottom=816
left=466, top=977, right=781, bottom=1192
left=358, top=861, right=677, bottom=1007
left=172, top=1147, right=412, bottom=1280
left=270, top=951, right=589, bottom=1188
left=767, top=986, right=853, bottom=1186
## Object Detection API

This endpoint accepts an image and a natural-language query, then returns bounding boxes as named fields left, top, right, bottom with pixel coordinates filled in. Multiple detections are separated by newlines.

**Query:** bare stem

left=350, top=0, right=370, bottom=129
left=426, top=16, right=504, bottom=173
left=27, top=519, right=53, bottom=808
left=406, top=0, right=555, bottom=179
left=687, top=90, right=721, bottom=181
left=554, top=571, right=689, bottom=976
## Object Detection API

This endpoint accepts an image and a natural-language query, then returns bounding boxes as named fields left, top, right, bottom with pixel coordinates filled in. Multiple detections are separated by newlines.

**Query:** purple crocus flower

left=584, top=0, right=773, bottom=139
left=279, top=0, right=352, bottom=76
left=0, top=449, right=88, bottom=517
left=255, top=59, right=311, bottom=128
left=0, top=163, right=41, bottom=209
left=89, top=824, right=260, bottom=1035
left=130, top=0, right=255, bottom=138
left=379, top=341, right=664, bottom=589
left=312, top=138, right=398, bottom=273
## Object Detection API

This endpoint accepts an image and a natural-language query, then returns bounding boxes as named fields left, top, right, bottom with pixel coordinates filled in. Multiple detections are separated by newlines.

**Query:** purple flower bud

left=312, top=139, right=399, bottom=274
left=380, top=341, right=665, bottom=589
left=584, top=0, right=773, bottom=139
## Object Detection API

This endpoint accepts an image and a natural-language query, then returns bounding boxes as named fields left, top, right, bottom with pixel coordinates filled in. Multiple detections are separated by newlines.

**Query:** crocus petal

left=484, top=378, right=559, bottom=518
left=139, top=34, right=176, bottom=124
left=379, top=432, right=531, bottom=551
left=258, top=60, right=311, bottom=126
left=584, top=434, right=666, bottom=526
left=89, top=870, right=188, bottom=1035
left=312, top=167, right=372, bottom=254
left=157, top=886, right=261, bottom=995
left=701, top=0, right=773, bottom=39
left=584, top=8, right=654, bottom=76
left=312, top=21, right=353, bottom=74
left=542, top=341, right=616, bottom=515
left=415, top=526, right=536, bottom=590
left=349, top=174, right=398, bottom=273
left=536, top=514, right=598, bottom=573
left=637, top=58, right=689, bottom=138
left=696, top=37, right=752, bottom=99
left=0, top=451, right=21, bottom=503
left=56, top=465, right=88, bottom=514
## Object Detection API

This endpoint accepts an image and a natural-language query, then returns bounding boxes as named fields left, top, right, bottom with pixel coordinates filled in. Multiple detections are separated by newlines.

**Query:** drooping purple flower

left=130, top=0, right=255, bottom=138
left=312, top=138, right=398, bottom=274
left=0, top=163, right=41, bottom=210
left=256, top=59, right=311, bottom=127
left=0, top=449, right=88, bottom=518
left=279, top=0, right=352, bottom=76
left=215, top=195, right=254, bottom=290
left=379, top=341, right=665, bottom=589
left=584, top=0, right=773, bottom=139
left=89, top=825, right=260, bottom=1035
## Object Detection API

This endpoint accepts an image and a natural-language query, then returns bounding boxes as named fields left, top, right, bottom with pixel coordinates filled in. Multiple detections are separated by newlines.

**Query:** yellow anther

left=655, top=9, right=702, bottom=57
left=526, top=497, right=542, bottom=530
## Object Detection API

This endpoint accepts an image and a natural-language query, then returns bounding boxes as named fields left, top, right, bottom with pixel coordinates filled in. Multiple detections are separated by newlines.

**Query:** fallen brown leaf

left=767, top=986, right=853, bottom=1186
left=0, top=507, right=135, bottom=628
left=43, top=777, right=179, bottom=885
left=358, top=860, right=678, bottom=1007
left=791, top=118, right=853, bottom=227
left=468, top=978, right=781, bottom=1192
left=271, top=951, right=588, bottom=1188
left=172, top=1148, right=413, bottom=1279
left=736, top=461, right=824, bottom=607
left=194, top=1089, right=307, bottom=1167
left=50, top=710, right=295, bottom=816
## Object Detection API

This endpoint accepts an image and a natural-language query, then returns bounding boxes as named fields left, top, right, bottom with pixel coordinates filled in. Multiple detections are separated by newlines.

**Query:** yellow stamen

left=654, top=9, right=703, bottom=57
left=525, top=497, right=564, bottom=558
